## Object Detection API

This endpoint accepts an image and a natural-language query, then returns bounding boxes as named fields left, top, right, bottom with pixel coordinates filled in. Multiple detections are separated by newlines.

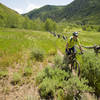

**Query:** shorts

left=66, top=46, right=76, bottom=55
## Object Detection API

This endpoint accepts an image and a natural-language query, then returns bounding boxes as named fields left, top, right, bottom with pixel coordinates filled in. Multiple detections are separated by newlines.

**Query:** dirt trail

left=84, top=93, right=96, bottom=100
left=57, top=50, right=64, bottom=57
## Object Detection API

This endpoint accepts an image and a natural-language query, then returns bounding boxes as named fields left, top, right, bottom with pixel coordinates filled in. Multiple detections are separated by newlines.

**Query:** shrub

left=97, top=27, right=100, bottom=32
left=81, top=52, right=100, bottom=97
left=36, top=66, right=69, bottom=85
left=48, top=49, right=57, bottom=56
left=63, top=76, right=93, bottom=100
left=39, top=78, right=56, bottom=98
left=23, top=66, right=33, bottom=76
left=0, top=70, right=8, bottom=79
left=54, top=54, right=63, bottom=68
left=11, top=72, right=22, bottom=85
left=82, top=25, right=100, bottom=32
left=82, top=25, right=92, bottom=31
left=36, top=66, right=69, bottom=98
left=36, top=66, right=92, bottom=99
left=30, top=48, right=45, bottom=61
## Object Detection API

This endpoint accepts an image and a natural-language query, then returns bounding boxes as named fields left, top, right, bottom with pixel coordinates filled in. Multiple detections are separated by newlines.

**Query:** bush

left=0, top=70, right=8, bottom=79
left=36, top=66, right=92, bottom=99
left=81, top=52, right=100, bottom=97
left=54, top=54, right=63, bottom=68
left=36, top=66, right=69, bottom=84
left=48, top=49, right=57, bottom=56
left=36, top=66, right=69, bottom=98
left=23, top=66, right=33, bottom=76
left=11, top=72, right=22, bottom=85
left=82, top=25, right=92, bottom=31
left=30, top=48, right=45, bottom=61
left=63, top=76, right=93, bottom=100
left=82, top=25, right=100, bottom=32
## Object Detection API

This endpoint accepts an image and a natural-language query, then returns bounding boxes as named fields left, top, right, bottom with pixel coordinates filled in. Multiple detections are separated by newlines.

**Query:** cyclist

left=66, top=32, right=83, bottom=56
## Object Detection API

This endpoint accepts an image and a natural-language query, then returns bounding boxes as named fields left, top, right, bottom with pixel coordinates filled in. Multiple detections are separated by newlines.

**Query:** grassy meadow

left=0, top=27, right=100, bottom=68
left=0, top=28, right=64, bottom=67
left=0, top=27, right=100, bottom=100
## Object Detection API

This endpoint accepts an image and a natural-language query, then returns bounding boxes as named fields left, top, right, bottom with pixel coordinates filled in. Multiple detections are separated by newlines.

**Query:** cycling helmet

left=73, top=32, right=78, bottom=37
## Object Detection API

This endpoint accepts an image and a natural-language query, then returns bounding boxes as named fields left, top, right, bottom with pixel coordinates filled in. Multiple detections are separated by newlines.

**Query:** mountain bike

left=67, top=52, right=83, bottom=77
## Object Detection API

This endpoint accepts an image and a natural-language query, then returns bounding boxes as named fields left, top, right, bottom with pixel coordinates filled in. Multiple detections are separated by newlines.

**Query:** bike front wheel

left=73, top=61, right=80, bottom=77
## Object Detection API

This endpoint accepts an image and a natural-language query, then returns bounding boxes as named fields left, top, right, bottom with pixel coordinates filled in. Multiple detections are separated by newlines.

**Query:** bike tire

left=73, top=61, right=80, bottom=76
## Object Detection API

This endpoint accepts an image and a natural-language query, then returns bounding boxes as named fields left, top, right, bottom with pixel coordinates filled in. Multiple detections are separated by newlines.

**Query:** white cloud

left=26, top=4, right=41, bottom=13
left=14, top=8, right=24, bottom=14
left=13, top=4, right=41, bottom=14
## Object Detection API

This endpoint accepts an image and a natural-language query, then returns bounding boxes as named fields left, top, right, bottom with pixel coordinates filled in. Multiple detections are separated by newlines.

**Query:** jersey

left=67, top=36, right=80, bottom=48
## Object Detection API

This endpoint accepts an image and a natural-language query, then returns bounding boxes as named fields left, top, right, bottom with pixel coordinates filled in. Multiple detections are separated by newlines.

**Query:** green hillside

left=23, top=5, right=65, bottom=21
left=0, top=3, right=25, bottom=28
left=0, top=3, right=40, bottom=29
left=24, top=0, right=100, bottom=24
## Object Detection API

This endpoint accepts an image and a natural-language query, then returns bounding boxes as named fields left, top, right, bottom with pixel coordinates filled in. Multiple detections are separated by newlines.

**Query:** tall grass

left=0, top=28, right=65, bottom=67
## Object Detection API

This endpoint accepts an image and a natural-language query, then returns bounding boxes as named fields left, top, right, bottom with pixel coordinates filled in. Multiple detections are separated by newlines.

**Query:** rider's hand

left=81, top=50, right=84, bottom=54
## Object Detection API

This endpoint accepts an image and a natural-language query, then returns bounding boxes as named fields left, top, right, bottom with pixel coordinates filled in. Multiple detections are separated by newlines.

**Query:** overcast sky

left=0, top=0, right=74, bottom=14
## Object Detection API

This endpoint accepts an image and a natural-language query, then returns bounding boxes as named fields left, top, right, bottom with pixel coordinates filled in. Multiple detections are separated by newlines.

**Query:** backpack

left=70, top=37, right=77, bottom=42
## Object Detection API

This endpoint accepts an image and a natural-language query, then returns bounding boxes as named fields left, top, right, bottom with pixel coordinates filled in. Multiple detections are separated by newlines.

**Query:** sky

left=0, top=0, right=74, bottom=14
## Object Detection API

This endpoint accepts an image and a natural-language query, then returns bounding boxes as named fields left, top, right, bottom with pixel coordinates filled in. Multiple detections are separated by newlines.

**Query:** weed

left=23, top=66, right=33, bottom=76
left=11, top=72, right=22, bottom=85
left=30, top=48, right=45, bottom=62
left=0, top=70, right=8, bottom=79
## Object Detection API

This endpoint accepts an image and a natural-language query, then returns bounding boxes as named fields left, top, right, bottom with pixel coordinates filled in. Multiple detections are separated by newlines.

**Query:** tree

left=44, top=18, right=57, bottom=32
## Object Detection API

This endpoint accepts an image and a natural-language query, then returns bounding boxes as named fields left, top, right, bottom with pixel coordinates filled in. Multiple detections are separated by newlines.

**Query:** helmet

left=73, top=32, right=78, bottom=37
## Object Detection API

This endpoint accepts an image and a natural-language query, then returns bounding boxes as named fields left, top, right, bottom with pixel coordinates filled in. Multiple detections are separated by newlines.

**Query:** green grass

left=0, top=28, right=100, bottom=68
left=0, top=70, right=8, bottom=79
left=0, top=28, right=65, bottom=67
left=23, top=66, right=33, bottom=76
left=11, top=72, right=22, bottom=85
left=63, top=27, right=100, bottom=46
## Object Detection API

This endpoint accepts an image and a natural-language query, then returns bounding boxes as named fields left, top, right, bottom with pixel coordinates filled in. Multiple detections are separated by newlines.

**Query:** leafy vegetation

left=0, top=70, right=8, bottom=79
left=81, top=52, right=100, bottom=97
left=0, top=28, right=65, bottom=67
left=11, top=72, right=22, bottom=85
left=54, top=54, right=63, bottom=68
left=36, top=66, right=93, bottom=99
left=0, top=3, right=44, bottom=30
left=30, top=48, right=45, bottom=62
left=23, top=66, right=33, bottom=76
left=24, top=0, right=100, bottom=25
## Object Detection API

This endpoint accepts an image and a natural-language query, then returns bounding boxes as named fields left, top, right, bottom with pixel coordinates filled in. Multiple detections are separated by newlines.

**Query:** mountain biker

left=66, top=32, right=83, bottom=56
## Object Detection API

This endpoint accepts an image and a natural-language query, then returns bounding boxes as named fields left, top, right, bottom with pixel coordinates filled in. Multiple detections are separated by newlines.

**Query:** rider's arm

left=66, top=37, right=71, bottom=51
left=66, top=43, right=69, bottom=51
left=77, top=39, right=83, bottom=53
left=79, top=45, right=82, bottom=51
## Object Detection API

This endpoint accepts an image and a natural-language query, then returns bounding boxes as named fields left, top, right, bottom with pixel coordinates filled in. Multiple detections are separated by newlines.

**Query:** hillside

left=0, top=3, right=26, bottom=28
left=24, top=0, right=100, bottom=25
left=23, top=5, right=65, bottom=21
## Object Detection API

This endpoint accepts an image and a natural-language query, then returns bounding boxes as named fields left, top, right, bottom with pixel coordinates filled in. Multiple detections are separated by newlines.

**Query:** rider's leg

left=65, top=48, right=71, bottom=67
left=65, top=48, right=71, bottom=55
left=71, top=46, right=76, bottom=54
